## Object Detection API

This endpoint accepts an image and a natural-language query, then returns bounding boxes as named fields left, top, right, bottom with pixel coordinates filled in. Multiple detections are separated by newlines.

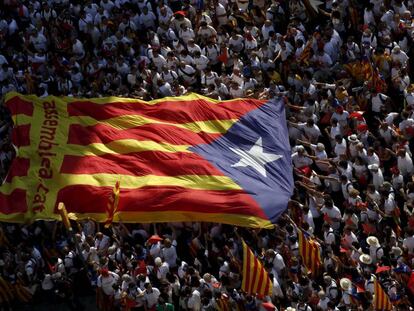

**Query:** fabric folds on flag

left=298, top=228, right=322, bottom=275
left=1, top=92, right=293, bottom=227
left=241, top=240, right=273, bottom=297
left=374, top=277, right=393, bottom=311
left=104, top=181, right=120, bottom=228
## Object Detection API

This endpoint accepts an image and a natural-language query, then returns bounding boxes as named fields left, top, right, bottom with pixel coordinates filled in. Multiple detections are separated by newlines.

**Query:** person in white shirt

left=323, top=223, right=336, bottom=249
left=140, top=7, right=157, bottom=30
left=187, top=283, right=201, bottom=311
left=368, top=164, right=384, bottom=190
left=193, top=51, right=209, bottom=72
left=160, top=238, right=178, bottom=269
left=403, top=231, right=414, bottom=255
left=291, top=146, right=313, bottom=169
left=144, top=283, right=160, bottom=309
left=95, top=232, right=110, bottom=255
left=229, top=81, right=244, bottom=98
left=333, top=135, right=347, bottom=157
left=97, top=268, right=120, bottom=298
left=177, top=62, right=197, bottom=85
left=265, top=248, right=286, bottom=281
left=154, top=256, right=169, bottom=281
left=397, top=148, right=414, bottom=177
left=179, top=24, right=195, bottom=45
left=30, top=30, right=48, bottom=52
left=151, top=49, right=167, bottom=71
left=321, top=200, right=342, bottom=230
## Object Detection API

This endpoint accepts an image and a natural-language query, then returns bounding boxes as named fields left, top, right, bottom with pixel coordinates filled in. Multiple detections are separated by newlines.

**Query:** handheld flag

left=104, top=181, right=120, bottom=228
left=374, top=277, right=393, bottom=310
left=1, top=93, right=293, bottom=227
left=241, top=240, right=273, bottom=297
left=298, top=228, right=322, bottom=276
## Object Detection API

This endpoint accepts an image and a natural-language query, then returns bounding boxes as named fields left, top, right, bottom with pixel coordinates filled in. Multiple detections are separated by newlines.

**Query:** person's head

left=306, top=118, right=314, bottom=127
left=96, top=232, right=103, bottom=240
left=144, top=282, right=152, bottom=291
left=297, top=145, right=305, bottom=155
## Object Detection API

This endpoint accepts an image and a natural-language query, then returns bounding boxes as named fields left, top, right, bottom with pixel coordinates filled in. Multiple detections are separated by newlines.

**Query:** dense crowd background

left=1, top=0, right=414, bottom=310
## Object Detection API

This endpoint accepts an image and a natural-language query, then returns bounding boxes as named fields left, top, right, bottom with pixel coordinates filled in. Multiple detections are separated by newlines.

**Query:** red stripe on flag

left=11, top=124, right=31, bottom=147
left=244, top=246, right=252, bottom=293
left=256, top=262, right=265, bottom=294
left=60, top=151, right=226, bottom=176
left=250, top=253, right=258, bottom=294
left=5, top=157, right=30, bottom=182
left=56, top=185, right=267, bottom=218
left=5, top=96, right=34, bottom=116
left=0, top=189, right=27, bottom=214
left=67, top=123, right=222, bottom=146
left=67, top=99, right=265, bottom=123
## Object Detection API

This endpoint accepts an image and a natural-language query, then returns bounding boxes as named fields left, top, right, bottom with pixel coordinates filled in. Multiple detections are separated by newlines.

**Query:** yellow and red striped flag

left=1, top=92, right=293, bottom=227
left=241, top=240, right=273, bottom=297
left=298, top=228, right=321, bottom=275
left=374, top=277, right=393, bottom=311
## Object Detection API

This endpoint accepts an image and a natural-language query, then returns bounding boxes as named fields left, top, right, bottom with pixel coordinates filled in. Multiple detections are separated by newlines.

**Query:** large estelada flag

left=1, top=92, right=293, bottom=228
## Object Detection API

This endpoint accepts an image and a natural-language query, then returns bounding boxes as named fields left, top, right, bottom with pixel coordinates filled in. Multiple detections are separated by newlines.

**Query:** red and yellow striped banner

left=241, top=240, right=273, bottom=297
left=298, top=228, right=321, bottom=276
left=374, top=277, right=393, bottom=311
left=1, top=92, right=276, bottom=228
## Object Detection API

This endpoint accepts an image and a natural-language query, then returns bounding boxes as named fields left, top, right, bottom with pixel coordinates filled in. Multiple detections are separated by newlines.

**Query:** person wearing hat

left=339, top=278, right=354, bottom=309
left=359, top=253, right=373, bottom=275
left=347, top=133, right=360, bottom=157
left=367, top=236, right=384, bottom=264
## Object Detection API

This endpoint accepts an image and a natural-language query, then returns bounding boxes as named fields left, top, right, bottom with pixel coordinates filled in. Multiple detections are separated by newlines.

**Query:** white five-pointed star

left=229, top=137, right=283, bottom=177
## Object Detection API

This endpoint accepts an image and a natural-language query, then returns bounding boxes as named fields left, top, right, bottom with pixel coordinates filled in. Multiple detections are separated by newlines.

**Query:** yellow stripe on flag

left=70, top=115, right=238, bottom=134
left=68, top=139, right=191, bottom=156
left=58, top=174, right=242, bottom=191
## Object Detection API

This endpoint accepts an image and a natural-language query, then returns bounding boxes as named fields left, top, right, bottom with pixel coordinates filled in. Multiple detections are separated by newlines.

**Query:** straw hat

left=359, top=254, right=373, bottom=265
left=340, top=278, right=351, bottom=291
left=348, top=134, right=359, bottom=143
left=367, top=236, right=380, bottom=247
left=286, top=308, right=296, bottom=311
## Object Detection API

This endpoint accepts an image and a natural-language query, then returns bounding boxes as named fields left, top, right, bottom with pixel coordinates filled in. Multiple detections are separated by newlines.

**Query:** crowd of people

left=2, top=0, right=414, bottom=310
